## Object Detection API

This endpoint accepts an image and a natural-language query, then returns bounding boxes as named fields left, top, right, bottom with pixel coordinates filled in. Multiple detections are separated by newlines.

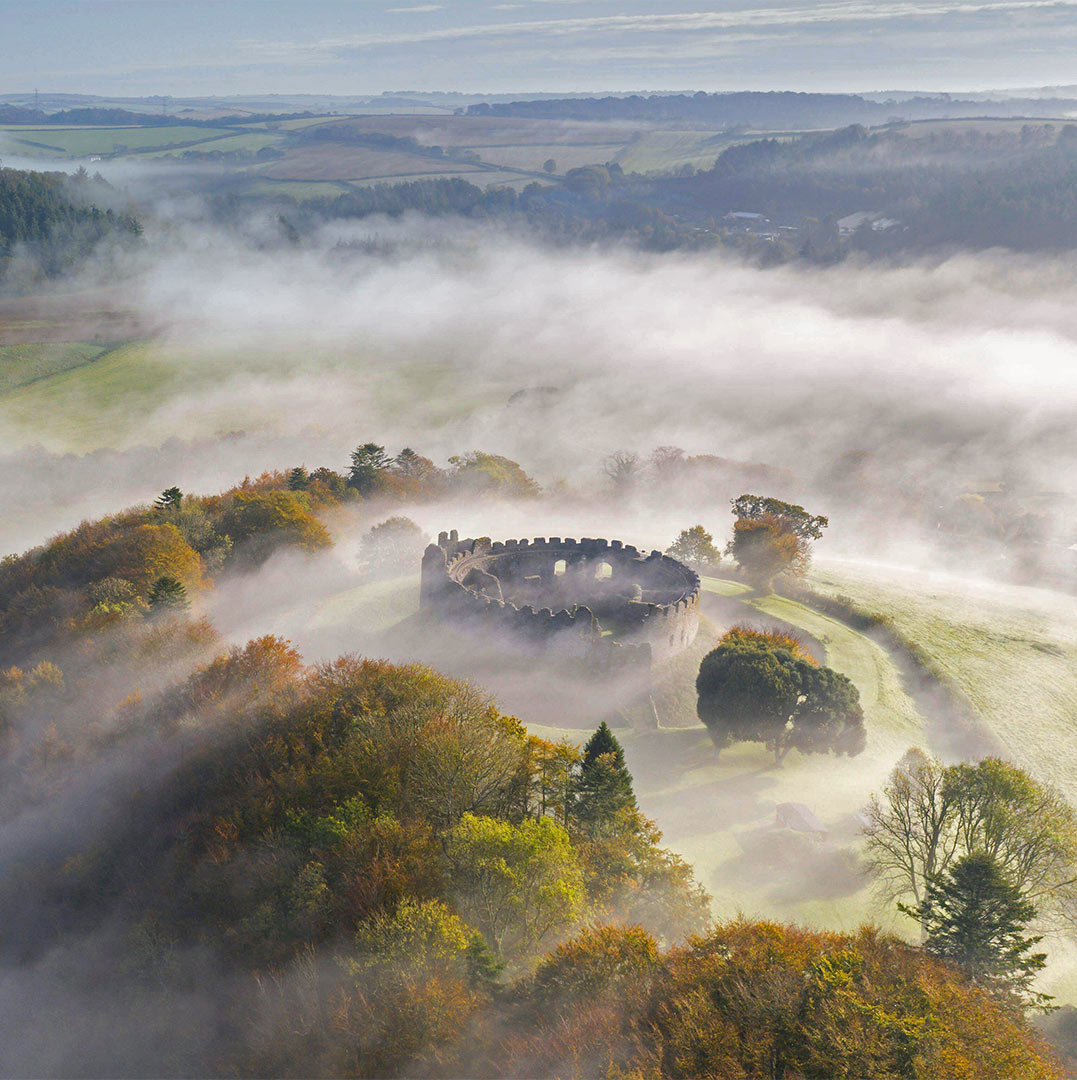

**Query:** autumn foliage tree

left=665, top=524, right=722, bottom=571
left=727, top=493, right=828, bottom=591
left=463, top=921, right=1064, bottom=1080
left=447, top=450, right=540, bottom=498
left=217, top=491, right=331, bottom=563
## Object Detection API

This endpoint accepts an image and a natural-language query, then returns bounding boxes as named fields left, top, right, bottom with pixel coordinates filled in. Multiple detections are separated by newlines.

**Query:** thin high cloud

left=241, top=1, right=1077, bottom=59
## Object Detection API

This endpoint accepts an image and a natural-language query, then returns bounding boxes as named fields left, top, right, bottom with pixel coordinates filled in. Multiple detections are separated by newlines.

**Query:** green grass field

left=237, top=179, right=356, bottom=200
left=144, top=131, right=286, bottom=157
left=0, top=341, right=112, bottom=393
left=614, top=129, right=799, bottom=174
left=1, top=125, right=222, bottom=155
left=0, top=340, right=186, bottom=449
left=0, top=336, right=521, bottom=453
left=242, top=117, right=338, bottom=131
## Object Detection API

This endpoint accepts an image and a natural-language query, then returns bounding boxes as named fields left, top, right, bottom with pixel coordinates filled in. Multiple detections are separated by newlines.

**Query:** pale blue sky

left=4, top=0, right=1077, bottom=97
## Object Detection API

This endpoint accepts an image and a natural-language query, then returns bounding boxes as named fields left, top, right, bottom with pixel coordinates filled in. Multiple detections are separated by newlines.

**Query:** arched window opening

left=553, top=559, right=567, bottom=576
left=594, top=562, right=612, bottom=581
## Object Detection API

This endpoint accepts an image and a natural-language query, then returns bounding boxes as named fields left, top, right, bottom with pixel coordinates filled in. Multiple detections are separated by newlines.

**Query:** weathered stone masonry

left=420, top=531, right=701, bottom=673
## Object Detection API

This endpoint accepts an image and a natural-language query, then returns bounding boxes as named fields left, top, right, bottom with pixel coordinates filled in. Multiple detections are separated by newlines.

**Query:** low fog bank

left=2, top=214, right=1075, bottom=582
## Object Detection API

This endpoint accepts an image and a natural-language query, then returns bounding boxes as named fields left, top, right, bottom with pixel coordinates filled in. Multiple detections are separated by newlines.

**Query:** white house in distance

left=837, top=211, right=901, bottom=235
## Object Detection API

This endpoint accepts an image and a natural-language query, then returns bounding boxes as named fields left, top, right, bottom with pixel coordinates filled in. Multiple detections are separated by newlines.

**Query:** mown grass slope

left=809, top=559, right=1077, bottom=802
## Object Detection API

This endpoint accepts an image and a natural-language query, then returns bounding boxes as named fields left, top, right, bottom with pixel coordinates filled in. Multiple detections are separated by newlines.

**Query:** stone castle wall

left=420, top=530, right=701, bottom=672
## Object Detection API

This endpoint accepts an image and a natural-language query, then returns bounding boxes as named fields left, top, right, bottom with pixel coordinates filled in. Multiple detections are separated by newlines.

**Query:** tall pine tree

left=347, top=444, right=392, bottom=495
left=571, top=722, right=637, bottom=837
left=902, top=852, right=1049, bottom=1009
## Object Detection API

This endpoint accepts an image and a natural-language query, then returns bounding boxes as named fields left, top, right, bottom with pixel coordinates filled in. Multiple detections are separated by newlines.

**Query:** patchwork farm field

left=257, top=145, right=485, bottom=182
left=0, top=112, right=755, bottom=186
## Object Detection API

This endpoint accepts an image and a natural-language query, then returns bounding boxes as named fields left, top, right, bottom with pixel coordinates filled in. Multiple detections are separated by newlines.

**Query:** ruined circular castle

left=420, top=531, right=701, bottom=673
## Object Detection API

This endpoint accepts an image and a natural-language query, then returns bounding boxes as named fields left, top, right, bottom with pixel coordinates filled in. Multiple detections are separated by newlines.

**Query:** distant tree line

left=0, top=104, right=320, bottom=127
left=466, top=90, right=1077, bottom=129
left=290, top=170, right=717, bottom=252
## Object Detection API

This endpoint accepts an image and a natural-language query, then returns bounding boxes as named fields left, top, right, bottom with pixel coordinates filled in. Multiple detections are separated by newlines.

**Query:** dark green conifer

left=154, top=486, right=183, bottom=510
left=347, top=443, right=392, bottom=495
left=465, top=932, right=505, bottom=991
left=902, top=852, right=1049, bottom=1008
left=147, top=575, right=189, bottom=613
left=571, top=721, right=637, bottom=837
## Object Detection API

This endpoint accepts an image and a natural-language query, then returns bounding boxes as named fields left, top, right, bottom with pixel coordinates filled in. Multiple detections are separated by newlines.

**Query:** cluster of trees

left=603, top=445, right=794, bottom=505
left=865, top=750, right=1077, bottom=1009
left=45, top=642, right=710, bottom=1074
left=293, top=173, right=717, bottom=252
left=177, top=145, right=286, bottom=163
left=664, top=493, right=829, bottom=592
left=661, top=122, right=1077, bottom=254
left=0, top=166, right=140, bottom=280
left=696, top=625, right=865, bottom=762
left=360, top=515, right=427, bottom=577
left=0, top=439, right=540, bottom=711
left=339, top=442, right=540, bottom=501
left=726, top=493, right=828, bottom=591
left=0, top=470, right=341, bottom=743
left=304, top=177, right=512, bottom=221
left=458, top=920, right=1064, bottom=1079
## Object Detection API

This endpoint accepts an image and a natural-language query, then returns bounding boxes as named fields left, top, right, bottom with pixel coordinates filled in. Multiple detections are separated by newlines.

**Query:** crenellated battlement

left=420, top=531, right=701, bottom=672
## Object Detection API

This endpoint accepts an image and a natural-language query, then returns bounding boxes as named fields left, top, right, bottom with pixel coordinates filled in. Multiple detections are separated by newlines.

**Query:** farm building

left=775, top=802, right=828, bottom=837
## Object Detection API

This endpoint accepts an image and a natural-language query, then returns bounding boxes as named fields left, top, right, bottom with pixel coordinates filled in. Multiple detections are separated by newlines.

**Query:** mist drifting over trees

left=1, top=13, right=1077, bottom=1073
